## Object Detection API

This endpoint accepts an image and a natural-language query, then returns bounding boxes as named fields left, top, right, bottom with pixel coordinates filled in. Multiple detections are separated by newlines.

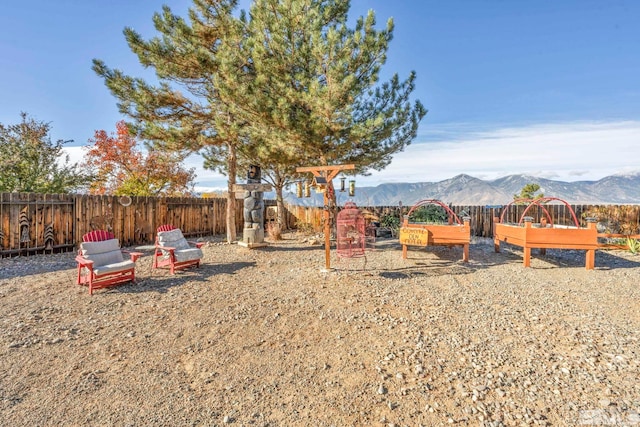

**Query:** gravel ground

left=1, top=233, right=639, bottom=426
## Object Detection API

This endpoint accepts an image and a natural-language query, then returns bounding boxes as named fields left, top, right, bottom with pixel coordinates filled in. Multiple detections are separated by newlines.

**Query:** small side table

left=133, top=245, right=158, bottom=277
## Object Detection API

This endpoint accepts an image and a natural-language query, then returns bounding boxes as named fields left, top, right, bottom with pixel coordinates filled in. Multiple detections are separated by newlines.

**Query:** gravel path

left=1, top=234, right=639, bottom=426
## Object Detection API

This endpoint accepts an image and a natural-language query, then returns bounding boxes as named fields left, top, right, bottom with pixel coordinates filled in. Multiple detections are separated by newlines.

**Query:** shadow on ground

left=116, top=261, right=257, bottom=294
left=495, top=244, right=640, bottom=270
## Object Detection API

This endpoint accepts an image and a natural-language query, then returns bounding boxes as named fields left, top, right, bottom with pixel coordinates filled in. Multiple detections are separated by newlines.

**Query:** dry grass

left=266, top=222, right=283, bottom=240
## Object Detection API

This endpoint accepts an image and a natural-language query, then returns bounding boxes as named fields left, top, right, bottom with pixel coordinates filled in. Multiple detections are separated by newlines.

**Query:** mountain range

left=282, top=172, right=640, bottom=206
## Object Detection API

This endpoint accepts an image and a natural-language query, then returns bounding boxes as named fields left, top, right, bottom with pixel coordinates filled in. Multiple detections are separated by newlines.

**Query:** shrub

left=295, top=221, right=315, bottom=235
left=267, top=222, right=283, bottom=240
left=410, top=205, right=447, bottom=224
left=380, top=213, right=400, bottom=230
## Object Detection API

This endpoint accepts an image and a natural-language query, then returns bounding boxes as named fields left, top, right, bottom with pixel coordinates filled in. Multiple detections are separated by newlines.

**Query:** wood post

left=296, top=164, right=356, bottom=272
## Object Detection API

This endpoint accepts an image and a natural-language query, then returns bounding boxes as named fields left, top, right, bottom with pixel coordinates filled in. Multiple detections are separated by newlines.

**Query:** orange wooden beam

left=296, top=164, right=355, bottom=271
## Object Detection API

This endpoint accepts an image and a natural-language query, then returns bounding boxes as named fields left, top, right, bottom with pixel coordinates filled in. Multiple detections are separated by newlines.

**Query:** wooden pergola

left=296, top=164, right=355, bottom=272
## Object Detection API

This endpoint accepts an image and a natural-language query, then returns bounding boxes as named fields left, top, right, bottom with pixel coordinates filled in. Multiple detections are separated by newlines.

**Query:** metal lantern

left=340, top=176, right=346, bottom=192
left=349, top=180, right=356, bottom=196
left=296, top=181, right=303, bottom=198
left=304, top=180, right=311, bottom=198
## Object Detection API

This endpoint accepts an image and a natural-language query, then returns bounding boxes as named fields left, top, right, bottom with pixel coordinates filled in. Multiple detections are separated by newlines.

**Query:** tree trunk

left=275, top=181, right=287, bottom=230
left=327, top=180, right=337, bottom=236
left=226, top=142, right=237, bottom=243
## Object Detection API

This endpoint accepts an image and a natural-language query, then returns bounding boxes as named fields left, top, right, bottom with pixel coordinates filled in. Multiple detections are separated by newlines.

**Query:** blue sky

left=1, top=0, right=639, bottom=191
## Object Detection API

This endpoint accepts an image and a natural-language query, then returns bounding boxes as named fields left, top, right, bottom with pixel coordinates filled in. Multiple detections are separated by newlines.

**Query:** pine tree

left=216, top=0, right=427, bottom=214
left=94, top=0, right=426, bottom=236
left=514, top=183, right=544, bottom=201
left=92, top=0, right=243, bottom=242
left=203, top=136, right=298, bottom=228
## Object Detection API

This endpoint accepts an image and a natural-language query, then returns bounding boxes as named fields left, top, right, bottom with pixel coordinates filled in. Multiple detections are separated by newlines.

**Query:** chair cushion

left=80, top=239, right=124, bottom=267
left=158, top=229, right=191, bottom=250
left=93, top=259, right=135, bottom=276
left=174, top=248, right=203, bottom=263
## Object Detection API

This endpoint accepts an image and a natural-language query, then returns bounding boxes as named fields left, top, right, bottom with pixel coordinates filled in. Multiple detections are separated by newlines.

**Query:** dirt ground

left=1, top=234, right=639, bottom=426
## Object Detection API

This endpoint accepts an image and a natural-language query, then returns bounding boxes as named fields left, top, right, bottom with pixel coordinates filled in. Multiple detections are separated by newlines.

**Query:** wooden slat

left=2, top=192, right=639, bottom=257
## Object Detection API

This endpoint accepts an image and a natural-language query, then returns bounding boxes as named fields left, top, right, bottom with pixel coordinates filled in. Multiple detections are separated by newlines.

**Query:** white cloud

left=183, top=153, right=228, bottom=191
left=64, top=120, right=640, bottom=191
left=359, top=120, right=640, bottom=186
left=62, top=146, right=86, bottom=164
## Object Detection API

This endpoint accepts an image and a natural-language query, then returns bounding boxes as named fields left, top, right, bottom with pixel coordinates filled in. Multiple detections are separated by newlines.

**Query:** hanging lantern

left=349, top=180, right=356, bottom=196
left=296, top=181, right=303, bottom=198
left=304, top=180, right=311, bottom=198
left=340, top=176, right=346, bottom=192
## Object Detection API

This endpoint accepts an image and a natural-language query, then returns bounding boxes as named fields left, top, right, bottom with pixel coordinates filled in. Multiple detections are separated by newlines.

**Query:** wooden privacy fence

left=2, top=192, right=639, bottom=257
left=0, top=193, right=75, bottom=256
left=454, top=204, right=640, bottom=237
left=282, top=204, right=325, bottom=231
left=0, top=193, right=244, bottom=257
left=285, top=203, right=640, bottom=238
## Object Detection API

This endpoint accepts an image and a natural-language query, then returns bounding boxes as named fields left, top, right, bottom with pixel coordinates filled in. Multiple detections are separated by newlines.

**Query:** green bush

left=380, top=213, right=400, bottom=230
left=409, top=205, right=447, bottom=224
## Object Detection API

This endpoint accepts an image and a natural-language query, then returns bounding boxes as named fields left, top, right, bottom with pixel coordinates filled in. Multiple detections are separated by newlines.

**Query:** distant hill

left=281, top=172, right=640, bottom=206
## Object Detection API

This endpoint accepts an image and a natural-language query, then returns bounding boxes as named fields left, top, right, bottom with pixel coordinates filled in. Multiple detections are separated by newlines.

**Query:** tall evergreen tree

left=514, top=183, right=544, bottom=201
left=216, top=0, right=427, bottom=214
left=92, top=0, right=243, bottom=242
left=202, top=135, right=298, bottom=228
left=94, top=0, right=426, bottom=235
left=0, top=113, right=89, bottom=193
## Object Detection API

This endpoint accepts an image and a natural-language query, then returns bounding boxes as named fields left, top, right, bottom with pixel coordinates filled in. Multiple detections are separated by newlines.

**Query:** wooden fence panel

left=580, top=204, right=640, bottom=234
left=285, top=203, right=640, bottom=239
left=1, top=193, right=247, bottom=257
left=284, top=205, right=325, bottom=231
left=2, top=193, right=639, bottom=258
left=47, top=193, right=75, bottom=252
left=0, top=193, right=75, bottom=256
left=0, top=194, right=7, bottom=252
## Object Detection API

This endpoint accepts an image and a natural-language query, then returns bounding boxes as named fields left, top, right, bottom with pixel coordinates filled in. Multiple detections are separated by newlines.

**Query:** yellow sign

left=399, top=227, right=430, bottom=246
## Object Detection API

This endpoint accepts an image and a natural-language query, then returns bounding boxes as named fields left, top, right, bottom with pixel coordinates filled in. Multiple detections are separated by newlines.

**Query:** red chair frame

left=152, top=225, right=205, bottom=274
left=76, top=230, right=142, bottom=295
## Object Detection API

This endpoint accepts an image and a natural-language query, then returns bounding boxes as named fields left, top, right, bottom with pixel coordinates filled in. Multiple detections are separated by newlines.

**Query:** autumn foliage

left=84, top=121, right=196, bottom=196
